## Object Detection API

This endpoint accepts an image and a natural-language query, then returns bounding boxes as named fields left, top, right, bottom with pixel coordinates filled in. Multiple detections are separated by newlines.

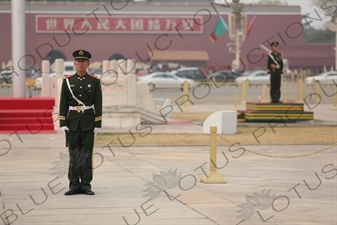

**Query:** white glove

left=61, top=126, right=69, bottom=135
left=93, top=128, right=100, bottom=137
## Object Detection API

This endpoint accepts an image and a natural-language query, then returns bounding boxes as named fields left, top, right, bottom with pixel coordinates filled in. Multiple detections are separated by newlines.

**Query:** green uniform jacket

left=267, top=51, right=283, bottom=74
left=59, top=73, right=102, bottom=131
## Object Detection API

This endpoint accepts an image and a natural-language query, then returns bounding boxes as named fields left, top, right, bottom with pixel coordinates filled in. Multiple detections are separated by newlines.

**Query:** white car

left=171, top=67, right=208, bottom=80
left=34, top=71, right=76, bottom=90
left=305, top=71, right=337, bottom=85
left=137, top=72, right=196, bottom=91
left=235, top=70, right=270, bottom=85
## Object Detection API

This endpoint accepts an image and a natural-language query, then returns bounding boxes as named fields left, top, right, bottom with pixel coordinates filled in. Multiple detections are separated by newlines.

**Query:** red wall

left=0, top=11, right=333, bottom=71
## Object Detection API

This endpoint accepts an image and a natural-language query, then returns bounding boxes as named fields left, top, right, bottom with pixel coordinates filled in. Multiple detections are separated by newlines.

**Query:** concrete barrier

left=203, top=110, right=237, bottom=134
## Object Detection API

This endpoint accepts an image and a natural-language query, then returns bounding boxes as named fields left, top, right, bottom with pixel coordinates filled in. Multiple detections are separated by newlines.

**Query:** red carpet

left=167, top=120, right=192, bottom=125
left=0, top=97, right=56, bottom=134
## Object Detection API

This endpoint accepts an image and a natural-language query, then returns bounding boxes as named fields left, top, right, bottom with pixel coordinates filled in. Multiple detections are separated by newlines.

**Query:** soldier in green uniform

left=59, top=50, right=102, bottom=196
left=267, top=41, right=283, bottom=103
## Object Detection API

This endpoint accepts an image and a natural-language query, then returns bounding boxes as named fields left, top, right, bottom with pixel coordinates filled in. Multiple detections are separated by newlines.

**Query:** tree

left=303, top=29, right=335, bottom=43
left=311, top=0, right=337, bottom=22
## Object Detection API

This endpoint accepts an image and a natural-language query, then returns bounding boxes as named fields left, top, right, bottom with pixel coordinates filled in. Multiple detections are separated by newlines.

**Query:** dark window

left=167, top=74, right=177, bottom=79
left=186, top=70, right=195, bottom=78
left=65, top=66, right=74, bottom=71
left=176, top=71, right=187, bottom=77
left=153, top=74, right=165, bottom=78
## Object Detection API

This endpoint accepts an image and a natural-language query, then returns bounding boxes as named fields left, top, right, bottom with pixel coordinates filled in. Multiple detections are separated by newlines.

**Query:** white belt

left=69, top=105, right=93, bottom=112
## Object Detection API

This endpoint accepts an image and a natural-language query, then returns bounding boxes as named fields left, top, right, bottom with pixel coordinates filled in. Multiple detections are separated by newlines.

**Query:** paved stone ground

left=0, top=103, right=336, bottom=225
left=0, top=130, right=336, bottom=225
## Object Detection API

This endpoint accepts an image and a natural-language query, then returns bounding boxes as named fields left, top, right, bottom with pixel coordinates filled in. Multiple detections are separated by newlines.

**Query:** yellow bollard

left=233, top=91, right=237, bottom=110
left=314, top=82, right=320, bottom=103
left=240, top=80, right=247, bottom=105
left=262, top=84, right=268, bottom=102
left=200, top=126, right=226, bottom=184
left=209, top=79, right=216, bottom=89
left=284, top=90, right=288, bottom=103
left=297, top=79, right=303, bottom=103
left=183, top=80, right=189, bottom=111
left=332, top=94, right=337, bottom=110
left=280, top=83, right=287, bottom=103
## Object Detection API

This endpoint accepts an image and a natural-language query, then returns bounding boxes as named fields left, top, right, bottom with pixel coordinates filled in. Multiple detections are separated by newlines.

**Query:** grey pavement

left=0, top=103, right=337, bottom=225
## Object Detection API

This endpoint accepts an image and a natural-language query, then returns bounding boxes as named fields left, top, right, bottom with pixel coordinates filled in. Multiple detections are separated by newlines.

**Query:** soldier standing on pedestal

left=267, top=41, right=283, bottom=103
left=59, top=50, right=102, bottom=196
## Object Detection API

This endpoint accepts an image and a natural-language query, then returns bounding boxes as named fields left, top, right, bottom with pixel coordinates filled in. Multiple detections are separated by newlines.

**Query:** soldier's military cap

left=270, top=41, right=279, bottom=47
left=72, top=50, right=92, bottom=60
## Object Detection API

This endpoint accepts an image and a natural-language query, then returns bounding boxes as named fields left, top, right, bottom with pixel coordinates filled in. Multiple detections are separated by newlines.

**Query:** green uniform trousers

left=68, top=123, right=94, bottom=191
left=270, top=72, right=282, bottom=102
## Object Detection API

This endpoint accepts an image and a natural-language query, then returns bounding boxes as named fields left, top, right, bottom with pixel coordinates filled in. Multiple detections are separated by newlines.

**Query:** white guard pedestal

left=203, top=110, right=237, bottom=134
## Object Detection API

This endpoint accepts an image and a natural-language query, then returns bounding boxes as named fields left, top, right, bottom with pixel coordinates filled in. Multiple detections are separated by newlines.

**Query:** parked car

left=171, top=67, right=208, bottom=81
left=207, top=70, right=241, bottom=83
left=137, top=72, right=196, bottom=91
left=88, top=69, right=102, bottom=78
left=34, top=71, right=76, bottom=90
left=0, top=69, right=13, bottom=84
left=305, top=71, right=337, bottom=85
left=235, top=70, right=270, bottom=85
left=1, top=69, right=38, bottom=87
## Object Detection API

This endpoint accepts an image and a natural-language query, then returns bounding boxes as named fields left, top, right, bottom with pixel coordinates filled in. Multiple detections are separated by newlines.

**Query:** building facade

left=0, top=2, right=334, bottom=71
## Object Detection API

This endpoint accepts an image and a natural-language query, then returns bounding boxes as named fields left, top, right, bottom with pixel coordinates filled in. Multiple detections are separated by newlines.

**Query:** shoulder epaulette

left=89, top=74, right=100, bottom=80
left=64, top=74, right=74, bottom=79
